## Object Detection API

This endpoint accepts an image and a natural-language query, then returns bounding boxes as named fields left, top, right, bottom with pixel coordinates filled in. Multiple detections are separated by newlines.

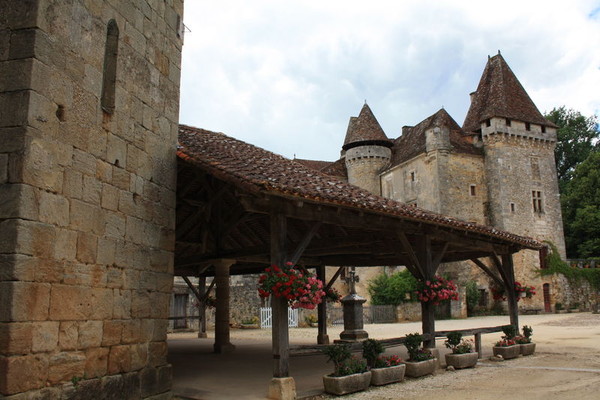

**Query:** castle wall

left=0, top=1, right=183, bottom=398
left=345, top=145, right=390, bottom=195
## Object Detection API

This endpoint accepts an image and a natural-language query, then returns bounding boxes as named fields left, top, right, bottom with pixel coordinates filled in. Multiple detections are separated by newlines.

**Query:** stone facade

left=1, top=1, right=183, bottom=398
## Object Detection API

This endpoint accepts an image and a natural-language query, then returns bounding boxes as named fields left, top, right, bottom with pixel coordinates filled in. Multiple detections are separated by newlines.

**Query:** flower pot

left=520, top=342, right=536, bottom=356
left=370, top=364, right=406, bottom=386
left=404, top=358, right=437, bottom=378
left=445, top=352, right=478, bottom=369
left=493, top=345, right=520, bottom=359
left=322, top=371, right=371, bottom=395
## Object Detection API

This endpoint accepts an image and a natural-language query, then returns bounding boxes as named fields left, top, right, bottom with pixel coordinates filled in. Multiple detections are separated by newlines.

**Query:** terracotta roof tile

left=177, top=124, right=542, bottom=250
left=342, top=104, right=392, bottom=150
left=295, top=158, right=348, bottom=179
left=463, top=53, right=558, bottom=132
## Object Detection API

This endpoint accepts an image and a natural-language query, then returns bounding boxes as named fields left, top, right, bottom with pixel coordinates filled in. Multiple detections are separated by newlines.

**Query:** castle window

left=541, top=126, right=546, bottom=133
left=485, top=119, right=491, bottom=127
left=505, top=119, right=511, bottom=127
left=470, top=185, right=476, bottom=196
left=525, top=122, right=531, bottom=131
left=532, top=190, right=543, bottom=213
left=101, top=19, right=119, bottom=115
left=410, top=171, right=415, bottom=182
left=510, top=202, right=515, bottom=213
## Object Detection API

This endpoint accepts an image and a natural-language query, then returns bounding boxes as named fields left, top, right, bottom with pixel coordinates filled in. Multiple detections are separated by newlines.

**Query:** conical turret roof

left=463, top=53, right=557, bottom=132
left=342, top=103, right=392, bottom=150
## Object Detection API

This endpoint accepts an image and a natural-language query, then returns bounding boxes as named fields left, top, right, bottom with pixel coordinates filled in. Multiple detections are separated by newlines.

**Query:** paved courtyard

left=168, top=313, right=600, bottom=399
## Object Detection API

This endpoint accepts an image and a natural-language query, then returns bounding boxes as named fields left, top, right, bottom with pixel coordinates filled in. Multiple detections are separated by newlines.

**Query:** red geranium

left=416, top=276, right=459, bottom=305
left=257, top=262, right=326, bottom=309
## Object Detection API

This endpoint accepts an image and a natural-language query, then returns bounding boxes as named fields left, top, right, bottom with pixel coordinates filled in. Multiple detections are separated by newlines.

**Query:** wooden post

left=316, top=265, right=329, bottom=344
left=474, top=332, right=482, bottom=358
left=416, top=235, right=437, bottom=349
left=502, top=254, right=519, bottom=332
left=198, top=276, right=207, bottom=338
left=270, top=211, right=289, bottom=377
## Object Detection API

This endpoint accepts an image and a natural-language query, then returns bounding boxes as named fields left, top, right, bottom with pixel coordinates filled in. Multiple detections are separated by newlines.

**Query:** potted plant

left=403, top=333, right=437, bottom=377
left=362, top=339, right=405, bottom=386
left=444, top=332, right=478, bottom=369
left=516, top=325, right=536, bottom=356
left=492, top=325, right=520, bottom=359
left=240, top=316, right=259, bottom=329
left=416, top=276, right=459, bottom=305
left=322, top=343, right=371, bottom=395
left=304, top=313, right=318, bottom=327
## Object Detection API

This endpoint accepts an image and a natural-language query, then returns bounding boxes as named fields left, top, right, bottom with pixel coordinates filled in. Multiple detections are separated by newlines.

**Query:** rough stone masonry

left=0, top=1, right=183, bottom=398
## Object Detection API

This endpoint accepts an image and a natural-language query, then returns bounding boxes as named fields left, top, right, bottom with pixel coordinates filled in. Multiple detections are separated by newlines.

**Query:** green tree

left=562, top=151, right=600, bottom=257
left=368, top=269, right=418, bottom=306
left=545, top=107, right=599, bottom=191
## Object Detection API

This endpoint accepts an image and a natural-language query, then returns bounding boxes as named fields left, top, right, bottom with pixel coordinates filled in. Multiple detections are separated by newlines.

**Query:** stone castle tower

left=342, top=104, right=392, bottom=196
left=1, top=1, right=183, bottom=398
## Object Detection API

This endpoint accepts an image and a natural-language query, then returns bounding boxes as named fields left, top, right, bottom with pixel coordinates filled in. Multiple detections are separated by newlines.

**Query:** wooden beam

left=396, top=232, right=424, bottom=279
left=270, top=210, right=290, bottom=378
left=470, top=258, right=503, bottom=286
left=325, top=267, right=345, bottom=291
left=289, top=222, right=322, bottom=266
left=432, top=241, right=449, bottom=269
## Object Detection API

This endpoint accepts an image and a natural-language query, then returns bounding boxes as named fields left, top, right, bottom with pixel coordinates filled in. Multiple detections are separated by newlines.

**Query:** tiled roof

left=177, top=124, right=542, bottom=250
left=463, top=53, right=558, bottom=132
left=390, top=109, right=482, bottom=166
left=295, top=157, right=348, bottom=179
left=342, top=104, right=392, bottom=150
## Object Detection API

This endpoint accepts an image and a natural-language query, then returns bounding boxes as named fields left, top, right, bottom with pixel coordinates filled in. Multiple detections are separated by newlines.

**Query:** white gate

left=260, top=307, right=298, bottom=328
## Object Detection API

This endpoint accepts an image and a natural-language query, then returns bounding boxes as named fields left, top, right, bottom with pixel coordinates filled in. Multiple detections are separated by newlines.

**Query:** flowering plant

left=373, top=355, right=403, bottom=368
left=491, top=282, right=536, bottom=301
left=257, top=262, right=326, bottom=309
left=514, top=335, right=530, bottom=344
left=444, top=332, right=474, bottom=354
left=404, top=332, right=435, bottom=362
left=325, top=287, right=342, bottom=303
left=416, top=276, right=459, bottom=305
left=495, top=338, right=516, bottom=347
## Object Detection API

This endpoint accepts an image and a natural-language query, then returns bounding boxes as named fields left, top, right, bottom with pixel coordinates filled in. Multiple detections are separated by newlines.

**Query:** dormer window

left=505, top=119, right=511, bottom=127
left=525, top=122, right=531, bottom=131
left=485, top=119, right=491, bottom=127
left=541, top=126, right=546, bottom=133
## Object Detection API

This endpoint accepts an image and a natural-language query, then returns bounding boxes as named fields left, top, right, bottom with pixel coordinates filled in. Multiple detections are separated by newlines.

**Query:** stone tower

left=1, top=1, right=183, bottom=398
left=343, top=104, right=392, bottom=195
left=463, top=53, right=566, bottom=303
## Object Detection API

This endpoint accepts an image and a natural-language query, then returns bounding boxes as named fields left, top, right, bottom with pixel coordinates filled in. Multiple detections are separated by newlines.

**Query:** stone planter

left=370, top=364, right=406, bottom=386
left=520, top=342, right=536, bottom=356
left=404, top=358, right=437, bottom=378
left=323, top=371, right=371, bottom=396
left=493, top=345, right=520, bottom=359
left=445, top=352, right=478, bottom=369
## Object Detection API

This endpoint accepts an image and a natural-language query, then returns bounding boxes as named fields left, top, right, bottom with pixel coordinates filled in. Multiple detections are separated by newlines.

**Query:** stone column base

left=213, top=342, right=236, bottom=353
left=198, top=332, right=208, bottom=338
left=317, top=333, right=330, bottom=344
left=267, top=377, right=296, bottom=400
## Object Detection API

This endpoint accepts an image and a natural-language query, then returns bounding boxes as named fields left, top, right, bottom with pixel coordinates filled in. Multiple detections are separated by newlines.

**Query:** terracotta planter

left=493, top=345, right=520, bottom=359
left=323, top=371, right=371, bottom=395
left=520, top=342, right=536, bottom=356
left=404, top=358, right=437, bottom=378
left=370, top=364, right=406, bottom=386
left=445, top=352, right=478, bottom=369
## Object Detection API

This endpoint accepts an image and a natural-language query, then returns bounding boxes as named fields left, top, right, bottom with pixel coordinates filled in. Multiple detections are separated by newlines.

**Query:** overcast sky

left=179, top=0, right=600, bottom=162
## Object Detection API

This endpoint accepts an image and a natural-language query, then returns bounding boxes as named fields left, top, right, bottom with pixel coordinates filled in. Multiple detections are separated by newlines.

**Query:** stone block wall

left=0, top=1, right=183, bottom=398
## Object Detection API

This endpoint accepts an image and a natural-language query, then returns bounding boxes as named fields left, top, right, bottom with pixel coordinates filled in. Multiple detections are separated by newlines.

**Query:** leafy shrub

left=322, top=343, right=352, bottom=376
left=368, top=269, right=418, bottom=305
left=362, top=339, right=384, bottom=369
left=501, top=325, right=516, bottom=339
left=465, top=280, right=480, bottom=315
left=404, top=332, right=434, bottom=361
left=337, top=356, right=368, bottom=376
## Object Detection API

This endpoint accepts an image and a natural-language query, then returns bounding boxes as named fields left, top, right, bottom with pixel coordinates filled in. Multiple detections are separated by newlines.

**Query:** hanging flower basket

left=257, top=262, right=326, bottom=309
left=491, top=282, right=536, bottom=302
left=416, top=276, right=459, bottom=305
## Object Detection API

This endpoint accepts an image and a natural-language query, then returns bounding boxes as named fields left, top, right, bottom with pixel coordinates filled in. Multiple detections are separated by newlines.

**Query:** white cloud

left=179, top=0, right=600, bottom=161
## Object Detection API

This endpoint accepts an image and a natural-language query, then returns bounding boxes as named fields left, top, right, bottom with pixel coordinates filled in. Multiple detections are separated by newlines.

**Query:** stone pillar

left=339, top=293, right=368, bottom=341
left=214, top=260, right=236, bottom=353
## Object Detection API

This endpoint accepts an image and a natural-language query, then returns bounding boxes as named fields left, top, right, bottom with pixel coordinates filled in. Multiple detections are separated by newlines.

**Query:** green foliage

left=542, top=241, right=600, bottom=290
left=368, top=269, right=418, bottom=305
left=404, top=332, right=434, bottom=361
left=522, top=325, right=533, bottom=339
left=555, top=302, right=563, bottom=311
left=336, top=356, right=368, bottom=376
left=545, top=106, right=599, bottom=190
left=465, top=280, right=480, bottom=315
left=445, top=332, right=462, bottom=348
left=362, top=339, right=384, bottom=369
left=501, top=325, right=516, bottom=339
left=561, top=152, right=600, bottom=257
left=322, top=343, right=352, bottom=376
